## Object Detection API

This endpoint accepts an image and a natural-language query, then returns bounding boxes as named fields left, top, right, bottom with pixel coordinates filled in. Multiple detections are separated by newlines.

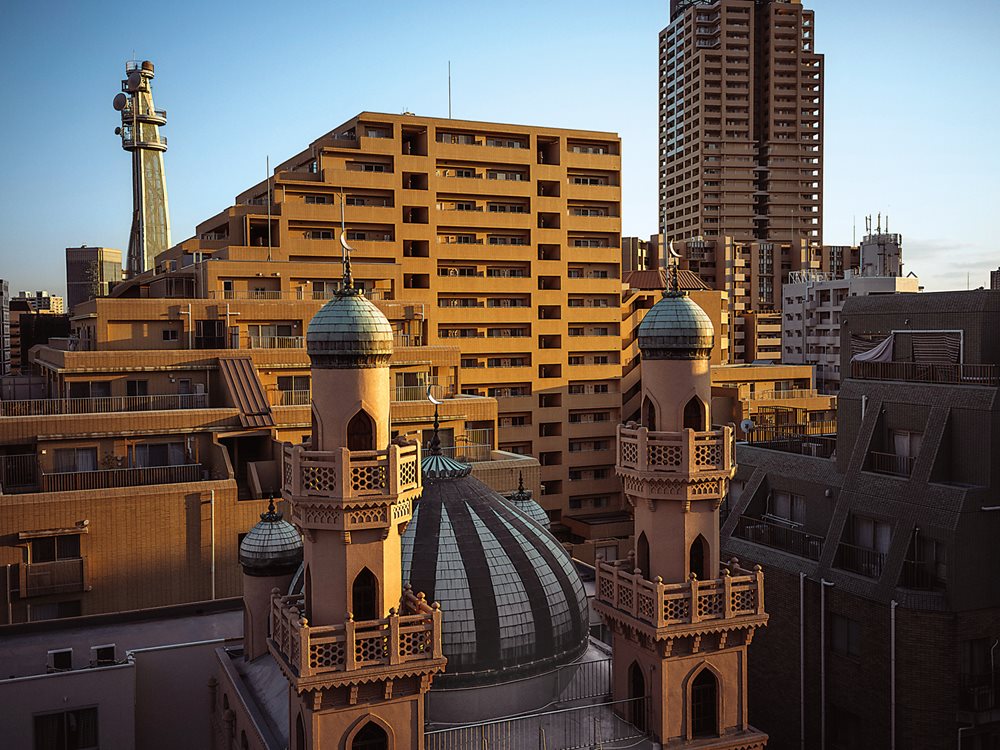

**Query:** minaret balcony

left=268, top=587, right=446, bottom=691
left=593, top=559, right=767, bottom=639
left=282, top=442, right=421, bottom=531
left=616, top=424, right=735, bottom=505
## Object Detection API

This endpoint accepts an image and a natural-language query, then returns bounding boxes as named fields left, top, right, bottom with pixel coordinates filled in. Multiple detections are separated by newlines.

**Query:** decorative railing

left=594, top=558, right=763, bottom=629
left=269, top=587, right=442, bottom=679
left=865, top=451, right=914, bottom=477
left=734, top=516, right=824, bottom=560
left=617, top=424, right=733, bottom=474
left=40, top=463, right=203, bottom=492
left=0, top=393, right=208, bottom=417
left=282, top=442, right=420, bottom=499
left=834, top=541, right=886, bottom=579
left=21, top=558, right=86, bottom=597
left=246, top=335, right=304, bottom=350
left=851, top=360, right=999, bottom=387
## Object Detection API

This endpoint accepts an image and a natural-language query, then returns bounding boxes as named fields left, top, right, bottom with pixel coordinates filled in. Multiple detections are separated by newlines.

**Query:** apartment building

left=66, top=246, right=122, bottom=312
left=138, top=112, right=624, bottom=522
left=783, top=231, right=919, bottom=391
left=711, top=361, right=835, bottom=430
left=17, top=291, right=65, bottom=315
left=722, top=290, right=1000, bottom=748
left=621, top=235, right=660, bottom=272
left=0, top=280, right=9, bottom=376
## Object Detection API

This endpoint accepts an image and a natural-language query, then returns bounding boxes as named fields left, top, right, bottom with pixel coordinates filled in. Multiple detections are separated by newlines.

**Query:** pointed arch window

left=628, top=661, right=647, bottom=732
left=348, top=409, right=375, bottom=451
left=352, top=722, right=389, bottom=750
left=636, top=532, right=650, bottom=580
left=683, top=396, right=706, bottom=431
left=352, top=567, right=379, bottom=621
left=691, top=668, right=719, bottom=737
left=690, top=534, right=708, bottom=580
left=295, top=714, right=306, bottom=750
left=642, top=397, right=657, bottom=431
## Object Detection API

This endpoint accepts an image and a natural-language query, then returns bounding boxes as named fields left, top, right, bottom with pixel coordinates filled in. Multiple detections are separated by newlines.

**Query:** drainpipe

left=800, top=572, right=807, bottom=750
left=958, top=724, right=973, bottom=749
left=820, top=579, right=835, bottom=750
left=210, top=489, right=216, bottom=601
left=891, top=600, right=897, bottom=750
left=5, top=564, right=12, bottom=624
left=861, top=394, right=868, bottom=421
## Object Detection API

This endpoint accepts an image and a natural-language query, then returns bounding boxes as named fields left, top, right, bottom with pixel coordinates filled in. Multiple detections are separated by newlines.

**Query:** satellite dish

left=740, top=418, right=755, bottom=434
left=427, top=385, right=442, bottom=406
left=126, top=71, right=142, bottom=92
left=113, top=93, right=128, bottom=111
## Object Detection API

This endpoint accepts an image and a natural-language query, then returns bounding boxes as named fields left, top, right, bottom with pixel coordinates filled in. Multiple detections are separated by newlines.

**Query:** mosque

left=218, top=239, right=769, bottom=749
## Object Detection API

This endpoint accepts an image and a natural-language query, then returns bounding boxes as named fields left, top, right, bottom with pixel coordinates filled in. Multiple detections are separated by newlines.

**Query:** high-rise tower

left=593, top=286, right=768, bottom=746
left=270, top=250, right=445, bottom=748
left=113, top=60, right=171, bottom=276
left=659, top=0, right=822, bottom=249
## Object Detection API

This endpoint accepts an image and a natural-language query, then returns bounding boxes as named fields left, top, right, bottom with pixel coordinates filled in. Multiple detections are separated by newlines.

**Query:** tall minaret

left=593, top=284, right=769, bottom=747
left=271, top=244, right=445, bottom=749
left=113, top=60, right=171, bottom=276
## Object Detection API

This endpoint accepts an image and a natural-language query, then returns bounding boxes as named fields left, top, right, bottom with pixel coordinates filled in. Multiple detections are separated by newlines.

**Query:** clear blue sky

left=1, top=0, right=997, bottom=295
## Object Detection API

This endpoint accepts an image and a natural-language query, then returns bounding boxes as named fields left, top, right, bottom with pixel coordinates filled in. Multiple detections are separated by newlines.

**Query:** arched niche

left=352, top=567, right=379, bottom=621
left=689, top=534, right=708, bottom=580
left=348, top=409, right=375, bottom=451
left=683, top=395, right=707, bottom=431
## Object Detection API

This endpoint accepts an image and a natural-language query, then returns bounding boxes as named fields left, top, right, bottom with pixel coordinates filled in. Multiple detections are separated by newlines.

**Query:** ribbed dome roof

left=401, top=462, right=588, bottom=687
left=504, top=474, right=549, bottom=530
left=306, top=291, right=393, bottom=369
left=239, top=501, right=303, bottom=577
left=637, top=291, right=715, bottom=359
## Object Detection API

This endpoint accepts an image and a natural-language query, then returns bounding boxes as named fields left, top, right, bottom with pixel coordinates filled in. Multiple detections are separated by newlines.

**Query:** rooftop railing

left=744, top=421, right=837, bottom=444
left=851, top=360, right=999, bottom=387
left=594, top=558, right=764, bottom=629
left=734, top=516, right=824, bottom=560
left=269, top=587, right=442, bottom=680
left=748, top=388, right=821, bottom=401
left=748, top=434, right=836, bottom=458
left=0, top=393, right=208, bottom=417
left=40, top=463, right=204, bottom=493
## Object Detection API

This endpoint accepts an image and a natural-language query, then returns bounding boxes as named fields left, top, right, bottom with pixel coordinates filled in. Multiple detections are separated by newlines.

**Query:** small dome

left=637, top=291, right=714, bottom=359
left=401, top=464, right=589, bottom=687
left=306, top=291, right=393, bottom=369
left=239, top=501, right=303, bottom=577
left=504, top=474, right=549, bottom=530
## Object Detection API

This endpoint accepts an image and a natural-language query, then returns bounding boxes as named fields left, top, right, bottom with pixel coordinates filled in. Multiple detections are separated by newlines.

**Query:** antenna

left=448, top=61, right=452, bottom=119
left=266, top=155, right=272, bottom=262
left=852, top=215, right=856, bottom=246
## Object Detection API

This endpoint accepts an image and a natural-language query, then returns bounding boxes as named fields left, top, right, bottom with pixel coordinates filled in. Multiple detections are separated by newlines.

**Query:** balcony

left=851, top=360, right=999, bottom=387
left=268, top=587, right=444, bottom=682
left=392, top=384, right=452, bottom=403
left=0, top=454, right=38, bottom=491
left=246, top=336, right=305, bottom=350
left=271, top=390, right=311, bottom=407
left=748, top=388, right=820, bottom=401
left=733, top=516, right=824, bottom=560
left=0, top=393, right=208, bottom=417
left=594, top=559, right=764, bottom=630
left=617, top=424, right=733, bottom=474
left=961, top=672, right=1000, bottom=712
left=834, top=541, right=886, bottom=579
left=282, top=443, right=420, bottom=501
left=40, top=464, right=204, bottom=493
left=744, top=421, right=837, bottom=444
left=20, top=558, right=86, bottom=597
left=899, top=559, right=946, bottom=591
left=748, top=434, right=836, bottom=458
left=865, top=451, right=914, bottom=478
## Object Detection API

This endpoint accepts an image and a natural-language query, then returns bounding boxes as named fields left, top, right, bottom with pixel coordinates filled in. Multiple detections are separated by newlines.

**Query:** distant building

left=65, top=246, right=122, bottom=312
left=0, top=280, right=9, bottom=376
left=622, top=236, right=659, bottom=272
left=991, top=267, right=1000, bottom=290
left=16, top=290, right=64, bottom=315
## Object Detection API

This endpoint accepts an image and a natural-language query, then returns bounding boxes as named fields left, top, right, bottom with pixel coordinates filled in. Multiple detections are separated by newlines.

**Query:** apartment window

left=359, top=163, right=387, bottom=173
left=593, top=355, right=610, bottom=365
left=277, top=376, right=309, bottom=392
left=568, top=356, right=584, bottom=366
left=453, top=168, right=475, bottom=178
left=125, top=379, right=148, bottom=397
left=306, top=230, right=335, bottom=240
left=30, top=534, right=81, bottom=564
left=34, top=707, right=98, bottom=750
left=768, top=491, right=805, bottom=524
left=131, top=442, right=186, bottom=468
left=304, top=195, right=332, bottom=204
left=891, top=430, right=922, bottom=458
left=162, top=329, right=178, bottom=341
left=454, top=201, right=476, bottom=211
left=829, top=613, right=862, bottom=658
left=54, top=448, right=98, bottom=473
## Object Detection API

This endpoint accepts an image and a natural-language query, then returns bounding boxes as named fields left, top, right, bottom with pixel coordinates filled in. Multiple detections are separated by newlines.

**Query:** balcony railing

left=851, top=360, right=999, bottom=387
left=283, top=442, right=420, bottom=500
left=246, top=336, right=305, bottom=350
left=0, top=393, right=208, bottom=417
left=271, top=389, right=311, bottom=407
left=865, top=451, right=914, bottom=477
left=269, top=587, right=443, bottom=679
left=617, top=424, right=734, bottom=474
left=437, top=444, right=492, bottom=463
left=834, top=541, right=886, bottom=578
left=21, top=558, right=86, bottom=597
left=41, top=463, right=203, bottom=492
left=749, top=435, right=836, bottom=458
left=961, top=672, right=1000, bottom=712
left=748, top=388, right=821, bottom=401
left=734, top=516, right=824, bottom=560
left=744, top=421, right=837, bottom=444
left=594, top=559, right=764, bottom=629
left=0, top=454, right=39, bottom=491
left=393, top=384, right=450, bottom=402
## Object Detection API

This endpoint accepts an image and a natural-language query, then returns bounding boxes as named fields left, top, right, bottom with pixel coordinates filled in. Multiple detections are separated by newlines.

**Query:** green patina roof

left=306, top=292, right=394, bottom=365
left=637, top=291, right=715, bottom=353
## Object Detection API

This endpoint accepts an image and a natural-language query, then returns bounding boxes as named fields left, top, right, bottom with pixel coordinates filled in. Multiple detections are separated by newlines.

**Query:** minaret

left=113, top=60, right=171, bottom=276
left=593, top=279, right=769, bottom=747
left=270, top=237, right=445, bottom=749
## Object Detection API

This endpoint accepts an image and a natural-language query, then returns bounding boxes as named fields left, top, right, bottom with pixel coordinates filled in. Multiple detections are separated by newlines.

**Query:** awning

left=219, top=357, right=275, bottom=428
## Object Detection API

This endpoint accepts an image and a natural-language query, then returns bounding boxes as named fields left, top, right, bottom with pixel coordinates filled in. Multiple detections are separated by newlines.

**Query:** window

left=453, top=168, right=475, bottom=178
left=31, top=534, right=81, bottom=563
left=125, top=380, right=148, bottom=397
left=691, top=669, right=718, bottom=737
left=768, top=491, right=805, bottom=524
left=162, top=329, right=178, bottom=341
left=54, top=448, right=97, bottom=473
left=277, top=376, right=310, bottom=392
left=359, top=163, right=387, bottom=173
left=131, top=442, right=186, bottom=467
left=304, top=195, right=332, bottom=204
left=830, top=613, right=861, bottom=658
left=34, top=707, right=98, bottom=750
left=850, top=515, right=891, bottom=554
left=891, top=429, right=922, bottom=458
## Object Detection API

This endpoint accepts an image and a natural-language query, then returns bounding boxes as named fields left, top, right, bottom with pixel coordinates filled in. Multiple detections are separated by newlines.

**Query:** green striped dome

left=637, top=291, right=714, bottom=359
left=306, top=292, right=393, bottom=368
